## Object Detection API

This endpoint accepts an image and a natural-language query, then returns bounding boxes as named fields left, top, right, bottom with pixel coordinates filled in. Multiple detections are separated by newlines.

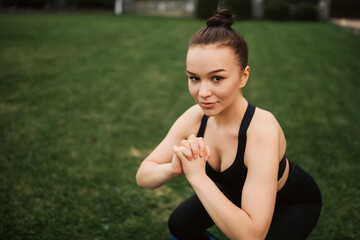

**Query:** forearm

left=190, top=176, right=263, bottom=240
left=136, top=161, right=180, bottom=189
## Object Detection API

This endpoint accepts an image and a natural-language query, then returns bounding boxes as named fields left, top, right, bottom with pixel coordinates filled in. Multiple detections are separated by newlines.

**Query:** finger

left=188, top=134, right=199, bottom=158
left=178, top=145, right=193, bottom=161
left=173, top=146, right=188, bottom=162
left=197, top=137, right=206, bottom=158
left=180, top=140, right=193, bottom=160
left=205, top=145, right=211, bottom=161
left=188, top=138, right=199, bottom=159
left=188, top=134, right=197, bottom=140
left=181, top=139, right=191, bottom=150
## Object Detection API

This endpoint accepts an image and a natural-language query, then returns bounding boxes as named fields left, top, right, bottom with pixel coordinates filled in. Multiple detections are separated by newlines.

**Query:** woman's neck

left=213, top=95, right=248, bottom=132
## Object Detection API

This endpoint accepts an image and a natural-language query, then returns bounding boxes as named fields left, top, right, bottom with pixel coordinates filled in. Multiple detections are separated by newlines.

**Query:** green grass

left=0, top=13, right=359, bottom=239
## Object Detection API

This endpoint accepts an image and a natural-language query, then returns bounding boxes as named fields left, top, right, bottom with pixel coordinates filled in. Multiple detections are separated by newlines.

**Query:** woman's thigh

left=266, top=202, right=322, bottom=240
left=168, top=183, right=239, bottom=239
left=168, top=193, right=214, bottom=239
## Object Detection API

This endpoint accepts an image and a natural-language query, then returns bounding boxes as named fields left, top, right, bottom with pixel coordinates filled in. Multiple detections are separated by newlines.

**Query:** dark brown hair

left=189, top=9, right=248, bottom=70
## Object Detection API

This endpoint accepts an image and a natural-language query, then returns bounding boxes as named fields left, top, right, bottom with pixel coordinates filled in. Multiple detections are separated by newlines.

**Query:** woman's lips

left=200, top=102, right=217, bottom=108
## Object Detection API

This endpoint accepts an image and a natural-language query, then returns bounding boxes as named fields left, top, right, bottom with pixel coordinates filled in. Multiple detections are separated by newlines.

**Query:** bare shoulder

left=167, top=104, right=204, bottom=140
left=248, top=107, right=281, bottom=139
left=142, top=104, right=204, bottom=165
left=179, top=104, right=203, bottom=122
left=244, top=106, right=285, bottom=168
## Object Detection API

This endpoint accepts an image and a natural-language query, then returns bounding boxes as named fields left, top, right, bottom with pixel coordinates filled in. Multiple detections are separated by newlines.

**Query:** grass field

left=0, top=13, right=359, bottom=239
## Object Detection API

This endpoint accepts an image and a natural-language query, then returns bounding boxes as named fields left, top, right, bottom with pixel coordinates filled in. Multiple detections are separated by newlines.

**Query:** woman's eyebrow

left=209, top=69, right=226, bottom=74
left=186, top=69, right=226, bottom=75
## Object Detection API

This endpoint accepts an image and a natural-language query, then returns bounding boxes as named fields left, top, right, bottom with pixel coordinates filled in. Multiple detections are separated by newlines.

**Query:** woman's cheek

left=188, top=85, right=198, bottom=99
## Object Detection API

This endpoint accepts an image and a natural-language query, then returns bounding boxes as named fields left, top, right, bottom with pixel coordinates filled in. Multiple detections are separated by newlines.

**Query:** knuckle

left=189, top=139, right=196, bottom=146
left=178, top=146, right=186, bottom=151
left=188, top=134, right=196, bottom=140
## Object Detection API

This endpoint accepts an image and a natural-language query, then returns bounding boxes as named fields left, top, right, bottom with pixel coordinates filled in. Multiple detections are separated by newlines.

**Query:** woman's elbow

left=252, top=225, right=269, bottom=240
left=135, top=170, right=146, bottom=188
left=135, top=171, right=142, bottom=187
left=232, top=232, right=266, bottom=240
left=135, top=170, right=157, bottom=189
left=232, top=223, right=269, bottom=240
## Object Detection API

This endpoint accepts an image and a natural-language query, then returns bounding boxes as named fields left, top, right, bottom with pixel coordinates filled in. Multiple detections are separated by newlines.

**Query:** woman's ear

left=239, top=66, right=250, bottom=89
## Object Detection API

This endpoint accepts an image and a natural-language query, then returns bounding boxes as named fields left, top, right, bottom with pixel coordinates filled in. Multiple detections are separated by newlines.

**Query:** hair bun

left=206, top=9, right=234, bottom=28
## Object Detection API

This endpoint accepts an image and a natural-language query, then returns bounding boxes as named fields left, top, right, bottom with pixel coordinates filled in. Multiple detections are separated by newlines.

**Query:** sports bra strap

left=278, top=154, right=287, bottom=180
left=197, top=114, right=209, bottom=138
left=197, top=103, right=255, bottom=138
left=239, top=103, right=256, bottom=135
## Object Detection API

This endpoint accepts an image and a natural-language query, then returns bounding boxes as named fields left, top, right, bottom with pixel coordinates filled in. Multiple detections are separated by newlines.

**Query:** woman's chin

left=199, top=106, right=219, bottom=116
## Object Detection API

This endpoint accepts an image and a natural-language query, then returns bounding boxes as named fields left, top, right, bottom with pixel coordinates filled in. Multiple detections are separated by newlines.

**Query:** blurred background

left=1, top=0, right=360, bottom=20
left=1, top=0, right=359, bottom=239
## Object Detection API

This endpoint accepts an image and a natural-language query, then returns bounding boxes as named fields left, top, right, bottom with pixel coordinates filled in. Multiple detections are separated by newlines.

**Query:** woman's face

left=186, top=45, right=248, bottom=116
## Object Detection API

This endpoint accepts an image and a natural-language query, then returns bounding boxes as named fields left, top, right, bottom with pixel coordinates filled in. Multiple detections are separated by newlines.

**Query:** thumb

left=173, top=145, right=189, bottom=163
left=204, top=145, right=211, bottom=161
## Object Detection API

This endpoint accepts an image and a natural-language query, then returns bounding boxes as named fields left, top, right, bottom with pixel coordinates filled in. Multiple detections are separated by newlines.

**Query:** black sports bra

left=196, top=103, right=286, bottom=192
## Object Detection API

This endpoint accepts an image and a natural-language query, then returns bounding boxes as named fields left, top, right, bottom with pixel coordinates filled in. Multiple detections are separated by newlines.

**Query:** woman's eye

left=189, top=76, right=200, bottom=82
left=213, top=76, right=224, bottom=82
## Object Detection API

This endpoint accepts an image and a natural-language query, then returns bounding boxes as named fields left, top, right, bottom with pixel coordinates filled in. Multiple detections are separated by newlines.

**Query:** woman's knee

left=168, top=200, right=212, bottom=239
left=168, top=210, right=183, bottom=238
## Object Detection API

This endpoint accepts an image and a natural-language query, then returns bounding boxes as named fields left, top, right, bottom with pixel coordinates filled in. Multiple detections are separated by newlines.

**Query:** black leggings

left=168, top=162, right=322, bottom=240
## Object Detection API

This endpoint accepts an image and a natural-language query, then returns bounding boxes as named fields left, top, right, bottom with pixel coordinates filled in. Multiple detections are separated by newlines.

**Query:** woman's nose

left=199, top=82, right=212, bottom=98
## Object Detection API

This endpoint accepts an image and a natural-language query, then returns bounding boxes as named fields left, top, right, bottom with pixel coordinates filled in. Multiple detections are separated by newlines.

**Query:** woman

left=136, top=9, right=322, bottom=240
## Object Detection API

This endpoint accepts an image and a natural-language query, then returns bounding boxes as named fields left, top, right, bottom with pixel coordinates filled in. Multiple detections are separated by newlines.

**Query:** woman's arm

left=175, top=111, right=281, bottom=239
left=136, top=105, right=203, bottom=189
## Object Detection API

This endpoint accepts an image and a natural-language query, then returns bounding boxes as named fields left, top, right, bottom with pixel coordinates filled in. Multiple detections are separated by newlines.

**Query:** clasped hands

left=172, top=135, right=211, bottom=182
